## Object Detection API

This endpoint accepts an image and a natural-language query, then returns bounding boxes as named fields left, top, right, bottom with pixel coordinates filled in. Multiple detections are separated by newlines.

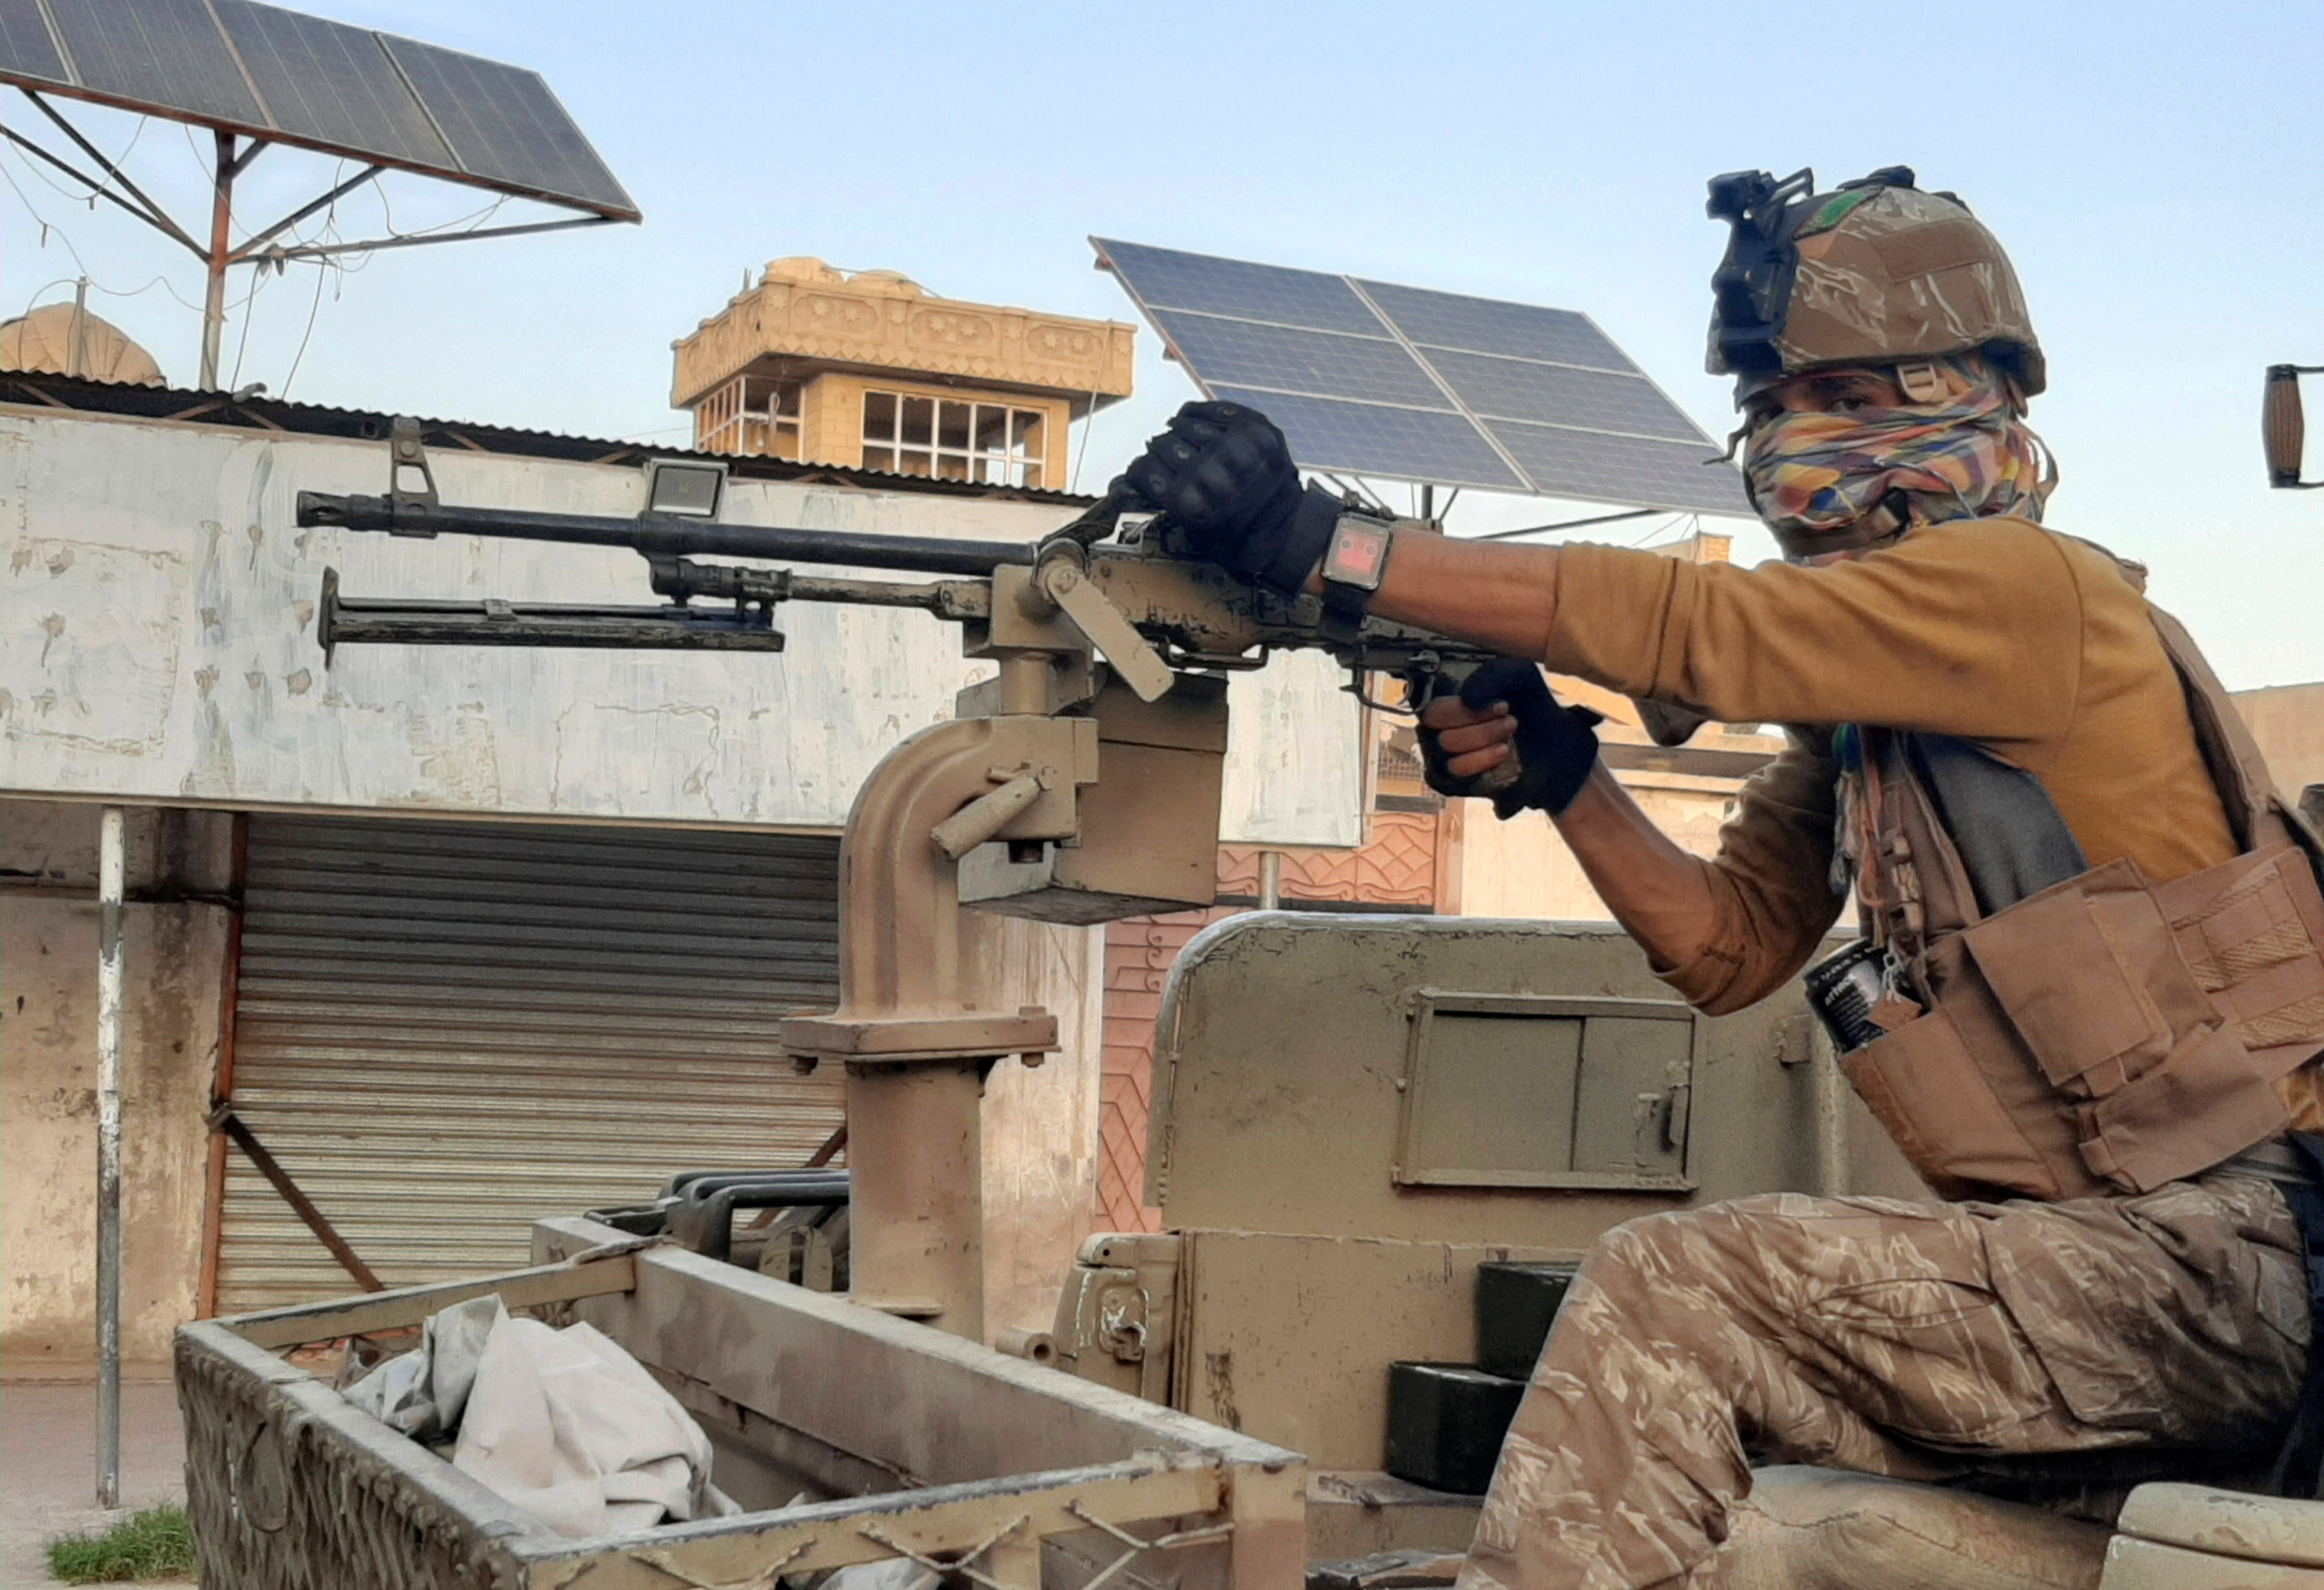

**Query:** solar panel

left=0, top=0, right=71, bottom=84
left=1355, top=279, right=1632, bottom=370
left=1152, top=310, right=1450, bottom=411
left=1425, top=350, right=1708, bottom=441
left=213, top=0, right=450, bottom=171
left=1487, top=421, right=1750, bottom=517
left=0, top=0, right=637, bottom=221
left=1096, top=238, right=1749, bottom=517
left=45, top=0, right=261, bottom=126
left=1211, top=389, right=1525, bottom=493
left=379, top=35, right=635, bottom=217
left=1099, top=239, right=1383, bottom=336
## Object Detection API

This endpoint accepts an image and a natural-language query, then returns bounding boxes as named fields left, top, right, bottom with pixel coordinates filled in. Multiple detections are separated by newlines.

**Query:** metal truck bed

left=176, top=1217, right=1303, bottom=1590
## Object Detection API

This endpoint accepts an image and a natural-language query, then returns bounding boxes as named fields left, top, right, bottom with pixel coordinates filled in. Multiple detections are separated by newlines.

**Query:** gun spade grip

left=1474, top=760, right=1524, bottom=796
left=1411, top=658, right=1525, bottom=796
left=2266, top=366, right=2307, bottom=487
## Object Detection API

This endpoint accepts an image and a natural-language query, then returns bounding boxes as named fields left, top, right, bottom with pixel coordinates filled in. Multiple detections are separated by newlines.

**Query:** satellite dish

left=0, top=302, right=166, bottom=387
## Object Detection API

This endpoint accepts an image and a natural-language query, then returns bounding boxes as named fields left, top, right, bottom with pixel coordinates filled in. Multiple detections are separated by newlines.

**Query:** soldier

left=1108, top=168, right=2324, bottom=1588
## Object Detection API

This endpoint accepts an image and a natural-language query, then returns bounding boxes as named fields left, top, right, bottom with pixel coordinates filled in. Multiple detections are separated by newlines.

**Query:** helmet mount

left=1705, top=167, right=1818, bottom=381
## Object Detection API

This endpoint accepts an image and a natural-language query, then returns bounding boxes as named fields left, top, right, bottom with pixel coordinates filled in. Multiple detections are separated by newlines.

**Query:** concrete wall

left=1, top=800, right=231, bottom=1374
left=0, top=406, right=1362, bottom=846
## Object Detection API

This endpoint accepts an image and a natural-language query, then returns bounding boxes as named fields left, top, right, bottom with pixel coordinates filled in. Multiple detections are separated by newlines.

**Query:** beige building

left=673, top=257, right=1136, bottom=487
left=2233, top=681, right=2324, bottom=804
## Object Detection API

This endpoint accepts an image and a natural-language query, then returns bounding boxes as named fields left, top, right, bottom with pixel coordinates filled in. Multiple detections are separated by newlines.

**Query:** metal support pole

left=1257, top=850, right=1282, bottom=910
left=198, top=132, right=234, bottom=390
left=69, top=277, right=88, bottom=378
left=95, top=806, right=124, bottom=1509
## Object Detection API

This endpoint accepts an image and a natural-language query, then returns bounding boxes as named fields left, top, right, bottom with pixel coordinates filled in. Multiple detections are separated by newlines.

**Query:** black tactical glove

left=1111, top=400, right=1342, bottom=594
left=1412, top=658, right=1604, bottom=819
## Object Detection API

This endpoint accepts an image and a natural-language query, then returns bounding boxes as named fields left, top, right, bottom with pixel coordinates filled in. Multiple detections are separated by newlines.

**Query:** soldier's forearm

left=1551, top=764, right=1719, bottom=971
left=1361, top=531, right=1565, bottom=662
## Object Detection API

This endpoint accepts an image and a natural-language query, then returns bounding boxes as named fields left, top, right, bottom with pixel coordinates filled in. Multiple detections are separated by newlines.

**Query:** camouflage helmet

left=1704, top=166, right=2044, bottom=402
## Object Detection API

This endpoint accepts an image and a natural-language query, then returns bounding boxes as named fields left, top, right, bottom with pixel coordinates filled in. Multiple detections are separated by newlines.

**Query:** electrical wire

left=1070, top=384, right=1100, bottom=493
left=278, top=257, right=328, bottom=398
left=4, top=163, right=207, bottom=313
left=225, top=253, right=268, bottom=390
left=8, top=108, right=150, bottom=209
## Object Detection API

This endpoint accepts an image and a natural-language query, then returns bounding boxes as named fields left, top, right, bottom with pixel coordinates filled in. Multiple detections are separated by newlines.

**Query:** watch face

left=1325, top=521, right=1391, bottom=589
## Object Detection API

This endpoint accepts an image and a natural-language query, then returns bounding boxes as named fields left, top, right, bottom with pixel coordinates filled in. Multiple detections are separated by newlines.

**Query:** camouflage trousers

left=1458, top=1176, right=2308, bottom=1590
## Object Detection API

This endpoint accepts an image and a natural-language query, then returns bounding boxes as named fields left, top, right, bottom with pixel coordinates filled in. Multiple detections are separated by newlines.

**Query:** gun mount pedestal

left=780, top=676, right=1100, bottom=1341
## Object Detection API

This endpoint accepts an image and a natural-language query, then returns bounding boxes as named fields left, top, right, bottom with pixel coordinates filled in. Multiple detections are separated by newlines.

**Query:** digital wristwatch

left=1315, top=511, right=1397, bottom=640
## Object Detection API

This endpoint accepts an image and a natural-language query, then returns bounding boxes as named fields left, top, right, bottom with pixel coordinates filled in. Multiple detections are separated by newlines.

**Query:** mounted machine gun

left=297, top=432, right=1497, bottom=1345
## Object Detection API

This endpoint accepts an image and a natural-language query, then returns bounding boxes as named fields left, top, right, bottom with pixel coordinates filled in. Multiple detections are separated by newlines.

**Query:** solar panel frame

left=0, top=0, right=73, bottom=85
left=0, top=0, right=638, bottom=221
left=212, top=0, right=451, bottom=173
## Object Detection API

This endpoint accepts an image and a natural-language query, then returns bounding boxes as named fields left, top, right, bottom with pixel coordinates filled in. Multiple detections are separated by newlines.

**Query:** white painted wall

left=0, top=407, right=1362, bottom=845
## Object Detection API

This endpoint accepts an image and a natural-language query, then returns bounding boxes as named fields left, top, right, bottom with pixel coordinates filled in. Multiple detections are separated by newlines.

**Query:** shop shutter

left=217, top=813, right=842, bottom=1314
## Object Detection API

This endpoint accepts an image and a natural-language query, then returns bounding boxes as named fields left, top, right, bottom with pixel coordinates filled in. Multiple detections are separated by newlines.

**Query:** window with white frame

left=861, top=391, right=1045, bottom=486
left=695, top=374, right=803, bottom=460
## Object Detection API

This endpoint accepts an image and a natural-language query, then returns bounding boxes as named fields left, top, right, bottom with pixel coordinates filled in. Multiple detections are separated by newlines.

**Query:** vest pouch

left=2076, top=1020, right=2300, bottom=1191
left=2156, top=843, right=2324, bottom=1067
left=1959, top=858, right=2211, bottom=1097
left=1838, top=1002, right=2085, bottom=1202
left=1951, top=858, right=2287, bottom=1193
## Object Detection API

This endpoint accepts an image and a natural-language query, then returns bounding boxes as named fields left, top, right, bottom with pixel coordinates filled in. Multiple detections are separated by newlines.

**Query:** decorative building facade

left=672, top=257, right=1137, bottom=488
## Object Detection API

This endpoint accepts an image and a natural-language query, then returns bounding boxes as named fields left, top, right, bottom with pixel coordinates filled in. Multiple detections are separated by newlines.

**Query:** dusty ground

left=0, top=1379, right=192, bottom=1589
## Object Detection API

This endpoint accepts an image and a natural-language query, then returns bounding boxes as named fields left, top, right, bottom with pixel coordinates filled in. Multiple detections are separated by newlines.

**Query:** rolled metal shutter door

left=217, top=813, right=842, bottom=1314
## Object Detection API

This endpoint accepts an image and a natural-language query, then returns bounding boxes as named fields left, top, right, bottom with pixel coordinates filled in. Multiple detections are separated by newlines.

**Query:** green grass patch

left=44, top=1503, right=197, bottom=1584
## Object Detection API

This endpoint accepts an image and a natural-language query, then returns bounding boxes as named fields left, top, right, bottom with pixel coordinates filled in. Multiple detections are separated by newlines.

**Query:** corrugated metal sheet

left=217, top=814, right=844, bottom=1313
left=0, top=368, right=1099, bottom=504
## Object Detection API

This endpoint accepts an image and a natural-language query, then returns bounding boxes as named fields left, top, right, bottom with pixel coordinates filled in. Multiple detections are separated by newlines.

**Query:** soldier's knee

left=1590, top=1206, right=1718, bottom=1276
left=1575, top=1202, right=1785, bottom=1328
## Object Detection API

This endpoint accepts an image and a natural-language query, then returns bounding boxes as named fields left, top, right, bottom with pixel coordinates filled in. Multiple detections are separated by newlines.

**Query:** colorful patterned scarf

left=1738, top=356, right=2056, bottom=558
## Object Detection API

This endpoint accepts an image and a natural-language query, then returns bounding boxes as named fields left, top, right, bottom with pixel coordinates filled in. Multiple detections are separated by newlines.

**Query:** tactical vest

left=1835, top=605, right=2324, bottom=1203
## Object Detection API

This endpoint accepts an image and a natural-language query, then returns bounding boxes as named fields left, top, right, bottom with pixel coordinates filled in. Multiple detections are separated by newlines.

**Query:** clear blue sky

left=6, top=0, right=2319, bottom=687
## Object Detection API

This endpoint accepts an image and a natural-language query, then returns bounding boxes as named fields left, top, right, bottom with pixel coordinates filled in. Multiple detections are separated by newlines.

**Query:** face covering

left=1738, top=356, right=2056, bottom=560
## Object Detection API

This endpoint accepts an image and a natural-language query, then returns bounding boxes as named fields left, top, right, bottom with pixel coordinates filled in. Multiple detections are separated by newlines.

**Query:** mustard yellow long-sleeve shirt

left=1541, top=517, right=2238, bottom=1016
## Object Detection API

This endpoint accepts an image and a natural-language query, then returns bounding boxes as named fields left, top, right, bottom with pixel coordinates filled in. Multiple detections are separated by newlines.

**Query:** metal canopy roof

left=1092, top=237, right=1749, bottom=518
left=0, top=0, right=636, bottom=218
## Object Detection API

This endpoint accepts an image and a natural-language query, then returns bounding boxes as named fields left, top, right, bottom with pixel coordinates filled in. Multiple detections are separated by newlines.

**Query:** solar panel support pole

left=264, top=213, right=620, bottom=263
left=199, top=132, right=236, bottom=391
left=16, top=89, right=203, bottom=256
left=94, top=805, right=125, bottom=1510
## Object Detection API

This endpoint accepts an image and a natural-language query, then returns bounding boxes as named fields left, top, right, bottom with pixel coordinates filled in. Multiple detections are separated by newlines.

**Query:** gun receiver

left=295, top=486, right=1501, bottom=696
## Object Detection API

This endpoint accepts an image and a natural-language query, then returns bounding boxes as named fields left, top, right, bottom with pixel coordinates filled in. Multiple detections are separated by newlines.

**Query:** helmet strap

left=1893, top=361, right=1946, bottom=403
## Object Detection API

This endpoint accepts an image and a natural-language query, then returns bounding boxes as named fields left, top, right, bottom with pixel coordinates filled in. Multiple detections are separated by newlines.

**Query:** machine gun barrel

left=295, top=492, right=1038, bottom=578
